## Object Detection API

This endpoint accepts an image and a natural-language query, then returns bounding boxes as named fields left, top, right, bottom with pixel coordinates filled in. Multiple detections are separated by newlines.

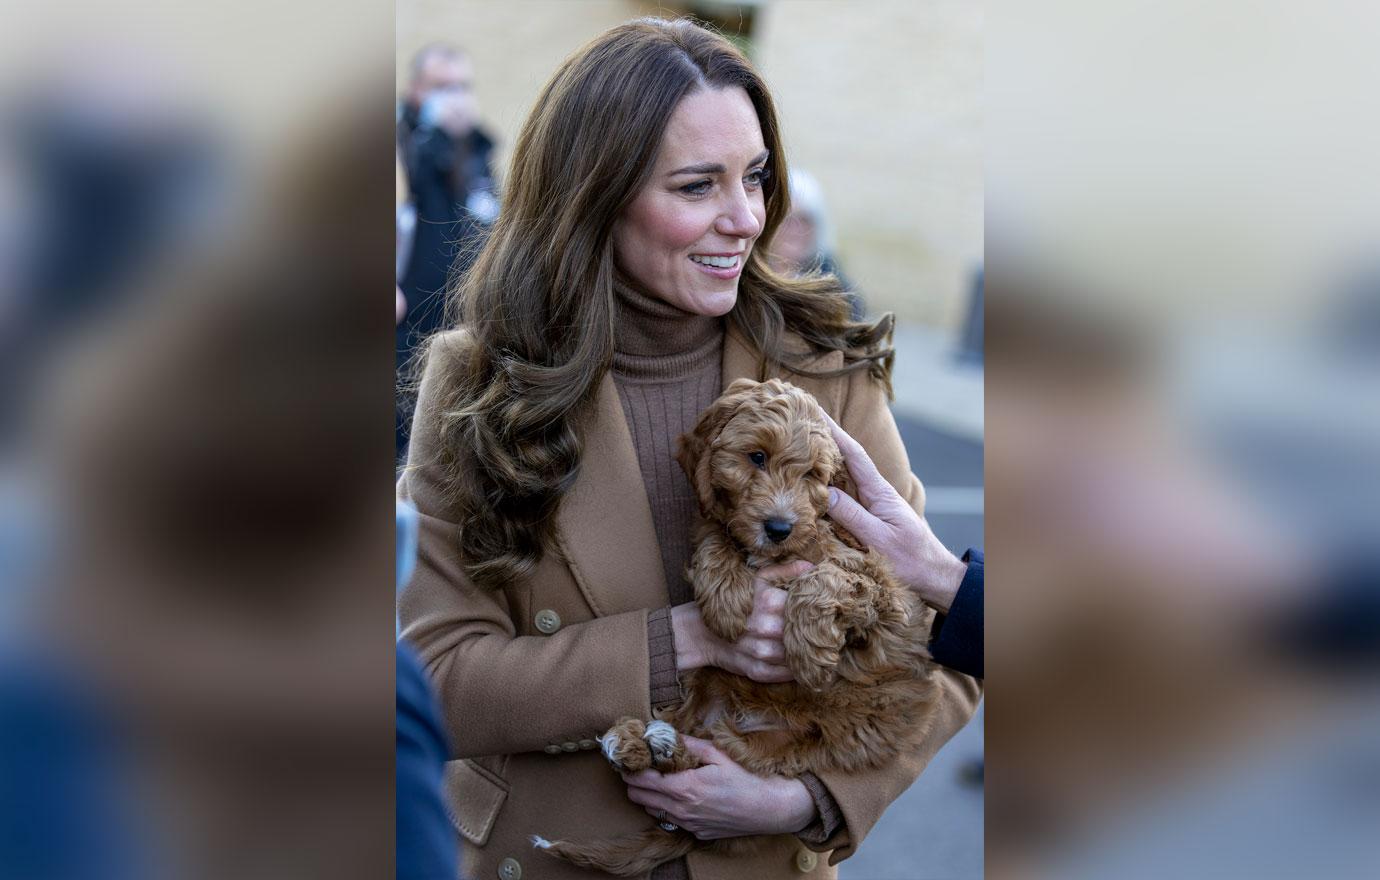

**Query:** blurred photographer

left=396, top=43, right=497, bottom=457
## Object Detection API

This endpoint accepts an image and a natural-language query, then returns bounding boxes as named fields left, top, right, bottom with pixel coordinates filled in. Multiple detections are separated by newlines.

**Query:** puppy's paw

left=697, top=582, right=753, bottom=642
left=599, top=718, right=652, bottom=773
left=691, top=560, right=755, bottom=642
left=788, top=646, right=841, bottom=692
left=783, top=573, right=846, bottom=692
left=643, top=720, right=680, bottom=768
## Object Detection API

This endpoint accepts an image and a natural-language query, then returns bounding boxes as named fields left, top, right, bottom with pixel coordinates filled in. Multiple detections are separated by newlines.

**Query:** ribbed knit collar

left=611, top=279, right=723, bottom=383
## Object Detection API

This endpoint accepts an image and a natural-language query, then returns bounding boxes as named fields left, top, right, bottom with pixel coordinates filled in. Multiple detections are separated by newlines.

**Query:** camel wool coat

left=398, top=326, right=983, bottom=880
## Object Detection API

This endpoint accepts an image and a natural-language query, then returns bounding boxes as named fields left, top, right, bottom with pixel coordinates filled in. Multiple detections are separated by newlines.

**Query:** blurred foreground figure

left=2, top=55, right=394, bottom=877
left=1, top=60, right=223, bottom=880
left=986, top=279, right=1380, bottom=879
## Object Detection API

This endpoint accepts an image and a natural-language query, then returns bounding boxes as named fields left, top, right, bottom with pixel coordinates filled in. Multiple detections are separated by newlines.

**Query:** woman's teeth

left=689, top=254, right=739, bottom=268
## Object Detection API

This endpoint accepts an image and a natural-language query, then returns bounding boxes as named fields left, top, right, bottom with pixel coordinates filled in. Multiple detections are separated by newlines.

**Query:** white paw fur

left=599, top=732, right=620, bottom=765
left=644, top=720, right=678, bottom=760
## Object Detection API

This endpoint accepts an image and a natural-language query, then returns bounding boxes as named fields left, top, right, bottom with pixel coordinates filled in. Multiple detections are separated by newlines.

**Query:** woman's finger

left=625, top=786, right=676, bottom=815
left=827, top=486, right=887, bottom=546
left=758, top=560, right=813, bottom=582
left=621, top=769, right=666, bottom=790
left=745, top=637, right=785, bottom=664
left=678, top=734, right=726, bottom=763
left=820, top=409, right=890, bottom=504
left=750, top=583, right=789, bottom=615
left=749, top=660, right=795, bottom=683
left=746, top=605, right=785, bottom=638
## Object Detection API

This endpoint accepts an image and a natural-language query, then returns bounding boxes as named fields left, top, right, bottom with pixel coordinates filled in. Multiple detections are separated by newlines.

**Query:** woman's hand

left=621, top=736, right=817, bottom=839
left=820, top=410, right=968, bottom=611
left=671, top=561, right=813, bottom=683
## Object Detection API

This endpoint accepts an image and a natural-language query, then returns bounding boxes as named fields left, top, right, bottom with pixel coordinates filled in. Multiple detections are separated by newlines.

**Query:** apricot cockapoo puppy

left=536, top=379, right=940, bottom=876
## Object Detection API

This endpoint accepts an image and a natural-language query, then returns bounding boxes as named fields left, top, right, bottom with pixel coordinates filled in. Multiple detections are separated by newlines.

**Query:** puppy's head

left=676, top=378, right=848, bottom=561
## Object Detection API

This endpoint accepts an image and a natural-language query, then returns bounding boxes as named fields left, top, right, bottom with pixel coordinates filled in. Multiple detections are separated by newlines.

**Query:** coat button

left=795, top=849, right=818, bottom=872
left=561, top=741, right=579, bottom=752
left=579, top=739, right=597, bottom=750
left=498, top=856, right=522, bottom=880
left=543, top=745, right=562, bottom=755
left=535, top=609, right=561, bottom=634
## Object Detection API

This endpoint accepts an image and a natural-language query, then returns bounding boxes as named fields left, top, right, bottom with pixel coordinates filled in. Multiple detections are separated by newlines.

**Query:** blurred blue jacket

left=396, top=500, right=458, bottom=880
left=928, top=549, right=984, bottom=679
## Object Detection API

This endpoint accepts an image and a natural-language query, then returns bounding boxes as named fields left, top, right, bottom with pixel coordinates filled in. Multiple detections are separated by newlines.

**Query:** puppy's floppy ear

left=676, top=380, right=759, bottom=518
left=827, top=437, right=856, bottom=499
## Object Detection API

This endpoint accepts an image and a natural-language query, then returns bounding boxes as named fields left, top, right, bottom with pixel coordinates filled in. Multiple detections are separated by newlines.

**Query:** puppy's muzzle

left=763, top=518, right=794, bottom=543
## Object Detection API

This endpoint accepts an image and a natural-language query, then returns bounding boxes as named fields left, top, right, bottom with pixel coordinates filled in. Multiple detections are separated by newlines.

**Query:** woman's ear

left=676, top=381, right=758, bottom=519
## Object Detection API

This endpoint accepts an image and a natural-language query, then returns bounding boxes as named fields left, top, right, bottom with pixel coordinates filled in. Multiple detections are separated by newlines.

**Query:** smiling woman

left=397, top=17, right=981, bottom=880
left=613, top=86, right=768, bottom=317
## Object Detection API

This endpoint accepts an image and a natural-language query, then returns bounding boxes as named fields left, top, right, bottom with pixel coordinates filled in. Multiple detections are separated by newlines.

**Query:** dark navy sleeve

left=396, top=641, right=458, bottom=880
left=927, top=549, right=984, bottom=679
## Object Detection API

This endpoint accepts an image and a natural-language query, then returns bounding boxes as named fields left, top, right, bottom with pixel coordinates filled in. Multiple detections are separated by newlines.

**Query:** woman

left=399, top=18, right=981, bottom=880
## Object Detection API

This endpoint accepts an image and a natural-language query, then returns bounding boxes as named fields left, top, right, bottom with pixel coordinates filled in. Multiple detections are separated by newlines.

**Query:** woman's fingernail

left=827, top=487, right=839, bottom=507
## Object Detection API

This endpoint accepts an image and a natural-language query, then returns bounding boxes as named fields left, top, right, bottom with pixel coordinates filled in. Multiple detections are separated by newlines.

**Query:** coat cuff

left=647, top=606, right=682, bottom=710
left=928, top=549, right=984, bottom=679
left=794, top=771, right=846, bottom=847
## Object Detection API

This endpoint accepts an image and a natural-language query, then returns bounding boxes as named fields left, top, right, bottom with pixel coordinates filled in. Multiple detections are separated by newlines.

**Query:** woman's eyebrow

left=666, top=150, right=771, bottom=177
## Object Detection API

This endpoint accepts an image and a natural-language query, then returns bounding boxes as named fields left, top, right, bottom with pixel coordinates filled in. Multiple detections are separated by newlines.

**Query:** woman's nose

left=714, top=186, right=763, bottom=240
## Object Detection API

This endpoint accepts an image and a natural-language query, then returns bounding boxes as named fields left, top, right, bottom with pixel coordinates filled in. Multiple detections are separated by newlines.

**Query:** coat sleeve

left=397, top=334, right=655, bottom=759
left=807, top=365, right=984, bottom=864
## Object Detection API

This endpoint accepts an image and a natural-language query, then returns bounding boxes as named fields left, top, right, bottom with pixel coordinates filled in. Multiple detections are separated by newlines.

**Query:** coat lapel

left=554, top=371, right=669, bottom=617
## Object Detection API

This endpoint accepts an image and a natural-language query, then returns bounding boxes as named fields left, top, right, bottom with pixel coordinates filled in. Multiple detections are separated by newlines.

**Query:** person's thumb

left=679, top=735, right=726, bottom=764
left=828, top=486, right=884, bottom=544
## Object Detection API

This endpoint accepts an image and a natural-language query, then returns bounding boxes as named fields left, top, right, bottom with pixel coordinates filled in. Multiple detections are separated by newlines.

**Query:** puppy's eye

left=748, top=451, right=767, bottom=469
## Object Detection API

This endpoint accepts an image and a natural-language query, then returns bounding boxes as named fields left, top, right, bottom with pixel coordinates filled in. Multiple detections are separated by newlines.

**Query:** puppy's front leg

left=688, top=531, right=755, bottom=642
left=782, top=565, right=847, bottom=691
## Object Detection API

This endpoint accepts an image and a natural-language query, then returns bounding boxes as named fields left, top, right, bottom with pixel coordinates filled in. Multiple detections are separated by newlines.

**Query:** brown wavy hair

left=424, top=17, right=894, bottom=590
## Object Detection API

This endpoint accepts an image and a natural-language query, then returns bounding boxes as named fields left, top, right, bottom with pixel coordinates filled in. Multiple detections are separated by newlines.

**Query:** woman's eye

left=745, top=167, right=770, bottom=188
left=680, top=179, right=712, bottom=196
left=748, top=451, right=767, bottom=469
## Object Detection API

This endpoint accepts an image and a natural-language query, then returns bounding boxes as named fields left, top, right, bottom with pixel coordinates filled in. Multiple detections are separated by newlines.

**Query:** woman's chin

left=686, top=286, right=739, bottom=317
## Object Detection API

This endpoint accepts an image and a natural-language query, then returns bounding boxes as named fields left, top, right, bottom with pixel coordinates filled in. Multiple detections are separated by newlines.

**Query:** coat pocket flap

left=442, top=759, right=509, bottom=846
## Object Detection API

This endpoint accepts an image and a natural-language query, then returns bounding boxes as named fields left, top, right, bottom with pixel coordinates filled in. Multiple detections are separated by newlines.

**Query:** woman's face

left=613, top=85, right=768, bottom=317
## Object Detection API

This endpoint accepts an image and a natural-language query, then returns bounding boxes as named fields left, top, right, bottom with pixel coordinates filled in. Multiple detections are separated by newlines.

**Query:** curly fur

left=537, top=379, right=939, bottom=874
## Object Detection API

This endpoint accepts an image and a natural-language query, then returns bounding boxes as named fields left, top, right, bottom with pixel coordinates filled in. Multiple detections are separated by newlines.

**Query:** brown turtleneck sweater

left=611, top=282, right=724, bottom=611
left=611, top=284, right=844, bottom=873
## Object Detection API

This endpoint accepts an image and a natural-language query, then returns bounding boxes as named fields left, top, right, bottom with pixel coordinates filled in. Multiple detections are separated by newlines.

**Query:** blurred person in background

left=765, top=167, right=863, bottom=320
left=398, top=18, right=980, bottom=880
left=397, top=42, right=498, bottom=459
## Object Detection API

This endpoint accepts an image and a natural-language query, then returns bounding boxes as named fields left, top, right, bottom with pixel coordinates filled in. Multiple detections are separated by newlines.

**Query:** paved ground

left=837, top=332, right=985, bottom=880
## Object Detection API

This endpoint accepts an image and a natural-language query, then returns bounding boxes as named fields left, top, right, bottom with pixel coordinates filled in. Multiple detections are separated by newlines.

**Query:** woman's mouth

left=688, top=253, right=742, bottom=278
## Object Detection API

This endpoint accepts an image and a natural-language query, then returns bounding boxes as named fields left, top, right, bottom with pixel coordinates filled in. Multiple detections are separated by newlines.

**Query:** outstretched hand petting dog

left=819, top=409, right=967, bottom=612
left=620, top=735, right=817, bottom=839
left=669, top=560, right=815, bottom=683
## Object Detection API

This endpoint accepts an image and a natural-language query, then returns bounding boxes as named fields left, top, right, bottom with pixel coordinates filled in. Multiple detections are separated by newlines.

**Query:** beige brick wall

left=398, top=0, right=982, bottom=328
left=755, top=1, right=982, bottom=327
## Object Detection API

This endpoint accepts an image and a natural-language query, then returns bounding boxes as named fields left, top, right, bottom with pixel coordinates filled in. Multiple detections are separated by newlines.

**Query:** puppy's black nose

left=764, top=518, right=793, bottom=543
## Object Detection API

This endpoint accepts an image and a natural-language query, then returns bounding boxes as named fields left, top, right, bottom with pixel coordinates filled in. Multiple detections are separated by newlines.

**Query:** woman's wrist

left=670, top=602, right=714, bottom=671
left=769, top=777, right=818, bottom=834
